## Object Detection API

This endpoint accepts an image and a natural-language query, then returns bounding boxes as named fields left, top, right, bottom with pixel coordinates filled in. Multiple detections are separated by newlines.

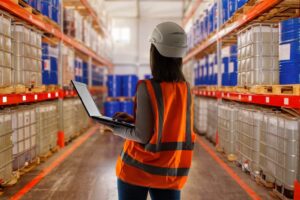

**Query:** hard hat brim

left=153, top=42, right=187, bottom=58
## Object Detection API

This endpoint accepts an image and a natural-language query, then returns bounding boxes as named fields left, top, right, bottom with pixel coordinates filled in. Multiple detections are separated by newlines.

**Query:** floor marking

left=10, top=126, right=99, bottom=200
left=196, top=136, right=262, bottom=200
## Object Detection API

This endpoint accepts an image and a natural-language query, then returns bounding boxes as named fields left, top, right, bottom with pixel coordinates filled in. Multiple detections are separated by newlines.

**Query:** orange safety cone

left=57, top=131, right=65, bottom=148
left=295, top=180, right=300, bottom=200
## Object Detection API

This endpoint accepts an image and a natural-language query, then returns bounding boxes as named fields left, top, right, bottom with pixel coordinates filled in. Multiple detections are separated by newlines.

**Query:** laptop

left=71, top=80, right=135, bottom=129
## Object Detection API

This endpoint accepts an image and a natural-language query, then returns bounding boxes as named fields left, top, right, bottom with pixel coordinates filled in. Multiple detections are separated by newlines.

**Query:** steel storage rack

left=0, top=0, right=109, bottom=189
left=183, top=0, right=300, bottom=199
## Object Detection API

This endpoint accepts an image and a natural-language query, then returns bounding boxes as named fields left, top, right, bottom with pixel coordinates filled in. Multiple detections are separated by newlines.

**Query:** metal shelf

left=183, top=0, right=281, bottom=63
left=0, top=0, right=113, bottom=67
left=193, top=89, right=300, bottom=109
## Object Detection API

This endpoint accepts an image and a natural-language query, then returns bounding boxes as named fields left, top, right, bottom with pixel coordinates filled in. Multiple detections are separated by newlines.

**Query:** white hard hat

left=149, top=22, right=187, bottom=58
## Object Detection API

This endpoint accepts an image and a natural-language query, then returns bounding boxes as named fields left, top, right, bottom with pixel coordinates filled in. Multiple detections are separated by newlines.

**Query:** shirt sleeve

left=112, top=82, right=154, bottom=144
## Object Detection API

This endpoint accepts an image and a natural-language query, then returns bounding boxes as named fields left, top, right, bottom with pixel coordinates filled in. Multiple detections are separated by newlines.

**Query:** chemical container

left=238, top=23, right=279, bottom=86
left=0, top=12, right=13, bottom=87
left=0, top=109, right=13, bottom=185
left=104, top=101, right=120, bottom=118
left=279, top=17, right=300, bottom=84
left=194, top=96, right=208, bottom=135
left=217, top=103, right=238, bottom=161
left=63, top=99, right=75, bottom=142
left=40, top=0, right=51, bottom=18
left=42, top=43, right=58, bottom=85
left=206, top=99, right=218, bottom=143
left=260, top=112, right=299, bottom=199
left=92, top=65, right=104, bottom=86
left=107, top=75, right=121, bottom=97
left=222, top=46, right=230, bottom=86
left=121, top=75, right=138, bottom=97
left=36, top=101, right=58, bottom=156
left=11, top=106, right=37, bottom=171
left=120, top=101, right=134, bottom=116
left=236, top=106, right=263, bottom=176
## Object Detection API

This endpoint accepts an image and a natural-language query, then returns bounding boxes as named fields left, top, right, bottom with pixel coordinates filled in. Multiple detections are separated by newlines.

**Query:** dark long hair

left=150, top=44, right=186, bottom=82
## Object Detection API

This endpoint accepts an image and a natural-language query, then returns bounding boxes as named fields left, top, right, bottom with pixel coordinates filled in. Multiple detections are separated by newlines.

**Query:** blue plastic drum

left=279, top=17, right=300, bottom=84
left=104, top=101, right=120, bottom=118
left=107, top=75, right=122, bottom=97
left=120, top=101, right=134, bottom=116
left=121, top=75, right=138, bottom=97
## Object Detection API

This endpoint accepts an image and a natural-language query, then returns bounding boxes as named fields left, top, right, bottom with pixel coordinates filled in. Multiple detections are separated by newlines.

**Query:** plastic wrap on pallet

left=193, top=96, right=208, bottom=134
left=36, top=101, right=58, bottom=156
left=260, top=112, right=299, bottom=199
left=279, top=17, right=300, bottom=84
left=92, top=65, right=104, bottom=86
left=217, top=103, right=238, bottom=159
left=0, top=109, right=13, bottom=184
left=0, top=12, right=13, bottom=87
left=238, top=23, right=279, bottom=86
left=11, top=106, right=37, bottom=171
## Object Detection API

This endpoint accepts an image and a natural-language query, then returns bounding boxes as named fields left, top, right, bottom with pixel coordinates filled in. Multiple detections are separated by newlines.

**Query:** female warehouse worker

left=112, top=21, right=195, bottom=200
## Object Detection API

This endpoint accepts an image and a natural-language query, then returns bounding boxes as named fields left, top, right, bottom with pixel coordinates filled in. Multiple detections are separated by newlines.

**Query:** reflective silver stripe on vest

left=185, top=82, right=192, bottom=145
left=121, top=150, right=190, bottom=177
left=144, top=142, right=194, bottom=152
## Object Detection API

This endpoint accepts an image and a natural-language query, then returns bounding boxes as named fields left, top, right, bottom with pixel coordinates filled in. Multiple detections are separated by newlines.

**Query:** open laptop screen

left=72, top=81, right=101, bottom=117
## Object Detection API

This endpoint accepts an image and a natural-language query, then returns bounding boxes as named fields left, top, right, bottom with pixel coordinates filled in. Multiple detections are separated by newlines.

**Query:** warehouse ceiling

left=104, top=0, right=183, bottom=18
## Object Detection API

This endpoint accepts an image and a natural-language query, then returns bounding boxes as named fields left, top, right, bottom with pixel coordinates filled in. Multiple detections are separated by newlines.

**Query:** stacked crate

left=36, top=101, right=58, bottom=156
left=12, top=23, right=42, bottom=88
left=238, top=23, right=279, bottom=86
left=217, top=103, right=238, bottom=161
left=0, top=109, right=13, bottom=184
left=0, top=12, right=12, bottom=89
left=11, top=106, right=37, bottom=171
left=236, top=106, right=263, bottom=177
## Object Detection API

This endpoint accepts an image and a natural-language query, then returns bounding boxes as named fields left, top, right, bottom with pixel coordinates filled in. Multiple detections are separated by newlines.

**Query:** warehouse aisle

left=1, top=128, right=273, bottom=200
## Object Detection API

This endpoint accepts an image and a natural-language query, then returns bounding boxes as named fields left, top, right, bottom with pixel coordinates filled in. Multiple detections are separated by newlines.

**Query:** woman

left=112, top=22, right=195, bottom=200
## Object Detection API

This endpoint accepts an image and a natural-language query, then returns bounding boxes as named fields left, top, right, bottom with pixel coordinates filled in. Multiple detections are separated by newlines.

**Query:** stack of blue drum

left=279, top=17, right=300, bottom=84
left=82, top=62, right=88, bottom=85
left=104, top=101, right=134, bottom=117
left=42, top=43, right=58, bottom=85
left=27, top=0, right=61, bottom=24
left=107, top=75, right=138, bottom=97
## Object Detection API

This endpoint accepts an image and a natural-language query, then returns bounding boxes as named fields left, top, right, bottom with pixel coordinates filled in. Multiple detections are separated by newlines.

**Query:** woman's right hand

left=113, top=112, right=134, bottom=123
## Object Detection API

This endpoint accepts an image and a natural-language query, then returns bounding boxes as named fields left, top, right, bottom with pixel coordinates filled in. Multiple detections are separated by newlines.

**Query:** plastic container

left=104, top=101, right=120, bottom=118
left=120, top=101, right=134, bottom=116
left=107, top=75, right=122, bottom=97
left=40, top=0, right=51, bottom=18
left=121, top=75, right=138, bottom=97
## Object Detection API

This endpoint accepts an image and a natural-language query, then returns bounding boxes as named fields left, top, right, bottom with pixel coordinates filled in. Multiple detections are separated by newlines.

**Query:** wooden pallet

left=0, top=86, right=14, bottom=95
left=26, top=85, right=46, bottom=93
left=258, top=174, right=275, bottom=189
left=106, top=97, right=134, bottom=102
left=272, top=188, right=294, bottom=200
left=39, top=150, right=53, bottom=163
left=46, top=84, right=60, bottom=92
left=0, top=172, right=19, bottom=187
left=19, top=158, right=39, bottom=176
left=50, top=145, right=59, bottom=153
left=250, top=85, right=300, bottom=95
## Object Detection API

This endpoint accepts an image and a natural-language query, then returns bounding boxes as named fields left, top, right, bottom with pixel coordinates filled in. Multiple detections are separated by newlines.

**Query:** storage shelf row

left=193, top=88, right=300, bottom=108
left=183, top=0, right=282, bottom=63
left=0, top=86, right=106, bottom=106
left=0, top=0, right=112, bottom=67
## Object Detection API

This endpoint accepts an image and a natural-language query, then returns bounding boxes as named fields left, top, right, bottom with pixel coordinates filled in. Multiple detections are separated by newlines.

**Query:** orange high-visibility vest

left=116, top=79, right=195, bottom=190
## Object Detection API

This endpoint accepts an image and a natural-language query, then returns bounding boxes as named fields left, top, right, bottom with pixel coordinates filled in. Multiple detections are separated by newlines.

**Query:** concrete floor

left=1, top=128, right=276, bottom=200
